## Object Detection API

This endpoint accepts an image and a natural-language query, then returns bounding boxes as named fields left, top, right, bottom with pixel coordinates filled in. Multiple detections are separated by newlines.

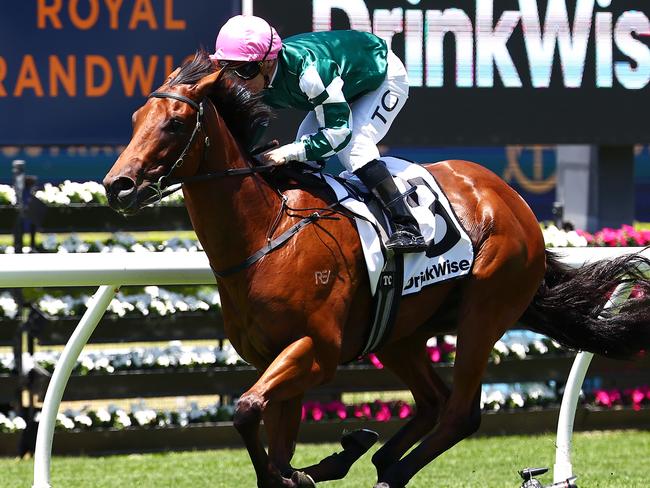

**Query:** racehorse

left=103, top=51, right=650, bottom=488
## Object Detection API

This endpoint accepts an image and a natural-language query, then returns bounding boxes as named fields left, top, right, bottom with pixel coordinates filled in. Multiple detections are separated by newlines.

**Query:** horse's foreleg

left=234, top=336, right=333, bottom=488
left=264, top=396, right=303, bottom=477
left=371, top=337, right=450, bottom=479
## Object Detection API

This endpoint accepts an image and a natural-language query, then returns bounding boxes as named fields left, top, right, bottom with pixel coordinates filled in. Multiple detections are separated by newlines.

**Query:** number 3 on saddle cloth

left=325, top=157, right=475, bottom=356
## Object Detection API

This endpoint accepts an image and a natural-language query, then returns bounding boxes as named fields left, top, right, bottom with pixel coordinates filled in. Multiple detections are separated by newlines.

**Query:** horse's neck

left=183, top=112, right=279, bottom=275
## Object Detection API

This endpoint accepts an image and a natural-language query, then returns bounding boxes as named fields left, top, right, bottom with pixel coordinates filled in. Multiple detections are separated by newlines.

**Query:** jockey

left=212, top=15, right=427, bottom=253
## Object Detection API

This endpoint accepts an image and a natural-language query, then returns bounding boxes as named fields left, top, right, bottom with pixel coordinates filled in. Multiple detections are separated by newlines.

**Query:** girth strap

left=212, top=212, right=322, bottom=278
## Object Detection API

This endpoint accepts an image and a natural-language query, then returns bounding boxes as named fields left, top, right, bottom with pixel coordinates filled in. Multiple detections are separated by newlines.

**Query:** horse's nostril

left=111, top=176, right=136, bottom=201
left=118, top=187, right=135, bottom=200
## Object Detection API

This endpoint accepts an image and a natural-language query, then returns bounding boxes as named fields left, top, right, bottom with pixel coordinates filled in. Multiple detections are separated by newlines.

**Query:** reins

left=142, top=86, right=350, bottom=278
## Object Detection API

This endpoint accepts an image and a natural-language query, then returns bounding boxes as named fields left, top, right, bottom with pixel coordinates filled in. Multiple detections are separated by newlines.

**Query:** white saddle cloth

left=324, top=157, right=475, bottom=296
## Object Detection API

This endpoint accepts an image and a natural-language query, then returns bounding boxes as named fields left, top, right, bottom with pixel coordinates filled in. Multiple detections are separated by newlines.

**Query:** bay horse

left=103, top=51, right=650, bottom=488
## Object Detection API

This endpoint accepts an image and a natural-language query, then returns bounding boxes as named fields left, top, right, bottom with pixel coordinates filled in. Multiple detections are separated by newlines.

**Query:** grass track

left=2, top=431, right=649, bottom=487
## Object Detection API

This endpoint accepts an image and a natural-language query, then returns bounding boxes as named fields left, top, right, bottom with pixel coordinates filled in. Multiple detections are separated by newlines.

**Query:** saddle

left=271, top=157, right=475, bottom=355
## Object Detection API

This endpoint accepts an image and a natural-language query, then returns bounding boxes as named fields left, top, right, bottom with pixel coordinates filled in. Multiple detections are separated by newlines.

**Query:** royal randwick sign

left=1, top=1, right=236, bottom=145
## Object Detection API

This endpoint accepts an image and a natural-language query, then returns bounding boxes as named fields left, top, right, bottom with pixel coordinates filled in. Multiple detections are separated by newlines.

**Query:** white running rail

left=0, top=248, right=644, bottom=488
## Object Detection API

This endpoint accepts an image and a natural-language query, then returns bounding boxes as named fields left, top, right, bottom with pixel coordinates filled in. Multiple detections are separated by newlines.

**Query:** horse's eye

left=165, top=118, right=185, bottom=133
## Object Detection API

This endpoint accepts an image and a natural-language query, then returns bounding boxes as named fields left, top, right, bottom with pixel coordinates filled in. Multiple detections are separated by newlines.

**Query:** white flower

left=565, top=231, right=588, bottom=247
left=96, top=409, right=112, bottom=423
left=0, top=185, right=17, bottom=205
left=156, top=355, right=171, bottom=368
left=530, top=340, right=549, bottom=355
left=74, top=414, right=92, bottom=428
left=509, top=342, right=528, bottom=359
left=133, top=409, right=157, bottom=427
left=542, top=224, right=576, bottom=248
left=115, top=410, right=132, bottom=428
left=12, top=416, right=27, bottom=430
left=57, top=413, right=75, bottom=430
left=509, top=392, right=525, bottom=408
left=486, top=390, right=506, bottom=405
left=493, top=341, right=509, bottom=356
left=0, top=293, right=18, bottom=319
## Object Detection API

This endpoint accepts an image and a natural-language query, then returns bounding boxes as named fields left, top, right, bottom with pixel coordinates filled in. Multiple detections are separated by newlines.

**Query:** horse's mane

left=169, top=50, right=272, bottom=153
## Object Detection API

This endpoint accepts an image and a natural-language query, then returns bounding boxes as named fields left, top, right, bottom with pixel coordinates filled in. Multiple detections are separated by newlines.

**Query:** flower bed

left=365, top=334, right=566, bottom=369
left=1, top=383, right=647, bottom=435
left=589, top=386, right=650, bottom=411
left=33, top=181, right=182, bottom=207
left=34, top=343, right=244, bottom=376
left=35, top=286, right=219, bottom=320
left=542, top=223, right=650, bottom=247
left=0, top=232, right=201, bottom=255
left=5, top=334, right=568, bottom=378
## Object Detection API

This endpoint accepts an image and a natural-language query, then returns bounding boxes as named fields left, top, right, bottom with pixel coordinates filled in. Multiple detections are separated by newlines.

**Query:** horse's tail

left=519, top=249, right=650, bottom=359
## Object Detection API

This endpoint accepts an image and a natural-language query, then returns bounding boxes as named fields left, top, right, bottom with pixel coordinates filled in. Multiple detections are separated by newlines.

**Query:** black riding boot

left=354, top=160, right=428, bottom=253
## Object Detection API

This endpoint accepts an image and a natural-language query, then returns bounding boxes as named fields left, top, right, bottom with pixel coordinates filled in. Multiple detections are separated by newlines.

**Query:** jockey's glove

left=262, top=142, right=307, bottom=166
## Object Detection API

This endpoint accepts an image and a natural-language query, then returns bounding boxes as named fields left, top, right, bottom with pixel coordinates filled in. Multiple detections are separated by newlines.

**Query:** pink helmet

left=211, top=15, right=282, bottom=63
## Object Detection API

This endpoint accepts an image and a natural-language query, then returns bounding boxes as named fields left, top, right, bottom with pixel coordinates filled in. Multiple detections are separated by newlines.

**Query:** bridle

left=137, top=84, right=344, bottom=280
left=139, top=89, right=275, bottom=207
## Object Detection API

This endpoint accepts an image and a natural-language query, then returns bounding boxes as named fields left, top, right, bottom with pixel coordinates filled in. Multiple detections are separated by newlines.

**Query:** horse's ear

left=165, top=67, right=181, bottom=84
left=194, top=69, right=223, bottom=97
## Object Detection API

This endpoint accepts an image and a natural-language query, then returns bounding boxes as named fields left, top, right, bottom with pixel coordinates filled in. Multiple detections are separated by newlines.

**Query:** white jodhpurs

left=295, top=50, right=409, bottom=172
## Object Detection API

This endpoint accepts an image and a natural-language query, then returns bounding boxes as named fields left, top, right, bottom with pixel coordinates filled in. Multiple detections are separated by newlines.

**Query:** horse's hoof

left=341, top=428, right=379, bottom=452
left=373, top=484, right=390, bottom=488
left=291, top=471, right=316, bottom=487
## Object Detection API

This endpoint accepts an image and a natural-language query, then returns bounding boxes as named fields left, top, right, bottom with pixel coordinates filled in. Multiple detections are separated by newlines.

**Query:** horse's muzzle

left=104, top=175, right=138, bottom=214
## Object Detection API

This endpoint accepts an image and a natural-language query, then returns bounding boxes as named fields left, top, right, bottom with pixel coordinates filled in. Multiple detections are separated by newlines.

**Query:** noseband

left=141, top=90, right=275, bottom=206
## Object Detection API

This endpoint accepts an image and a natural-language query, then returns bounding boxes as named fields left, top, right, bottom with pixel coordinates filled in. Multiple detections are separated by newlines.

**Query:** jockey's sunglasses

left=219, top=23, right=275, bottom=81
left=219, top=60, right=263, bottom=80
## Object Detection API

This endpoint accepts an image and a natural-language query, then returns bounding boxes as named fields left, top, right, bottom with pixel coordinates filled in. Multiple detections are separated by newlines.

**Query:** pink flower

left=428, top=346, right=441, bottom=363
left=326, top=401, right=347, bottom=420
left=368, top=354, right=384, bottom=369
left=353, top=404, right=372, bottom=419
left=576, top=229, right=595, bottom=244
left=594, top=389, right=612, bottom=407
left=441, top=341, right=456, bottom=354
left=352, top=405, right=365, bottom=419
left=310, top=405, right=324, bottom=422
left=631, top=389, right=646, bottom=408
left=374, top=403, right=392, bottom=422
left=397, top=402, right=413, bottom=419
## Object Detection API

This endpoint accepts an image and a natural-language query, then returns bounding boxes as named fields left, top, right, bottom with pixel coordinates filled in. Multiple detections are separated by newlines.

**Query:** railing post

left=553, top=282, right=634, bottom=483
left=32, top=285, right=119, bottom=488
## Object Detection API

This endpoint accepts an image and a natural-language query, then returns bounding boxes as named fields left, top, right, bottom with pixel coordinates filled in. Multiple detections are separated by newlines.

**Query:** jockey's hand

left=260, top=143, right=306, bottom=166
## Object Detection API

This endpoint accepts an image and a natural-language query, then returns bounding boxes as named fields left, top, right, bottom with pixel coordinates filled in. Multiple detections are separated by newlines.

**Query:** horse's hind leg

left=374, top=304, right=504, bottom=488
left=375, top=245, right=544, bottom=487
left=296, top=428, right=379, bottom=482
left=370, top=335, right=450, bottom=479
